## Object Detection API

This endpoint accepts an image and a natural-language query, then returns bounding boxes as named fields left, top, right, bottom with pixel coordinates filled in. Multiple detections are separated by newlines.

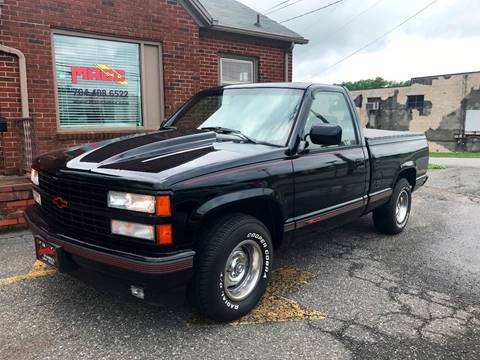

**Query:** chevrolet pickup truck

left=25, top=83, right=428, bottom=321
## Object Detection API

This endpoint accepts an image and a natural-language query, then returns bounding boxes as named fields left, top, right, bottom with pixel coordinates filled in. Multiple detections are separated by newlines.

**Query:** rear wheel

left=190, top=214, right=273, bottom=321
left=373, top=178, right=412, bottom=234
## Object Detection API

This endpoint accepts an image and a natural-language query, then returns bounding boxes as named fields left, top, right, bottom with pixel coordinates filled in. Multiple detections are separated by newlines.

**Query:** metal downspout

left=284, top=42, right=294, bottom=82
left=0, top=45, right=32, bottom=174
left=0, top=45, right=29, bottom=118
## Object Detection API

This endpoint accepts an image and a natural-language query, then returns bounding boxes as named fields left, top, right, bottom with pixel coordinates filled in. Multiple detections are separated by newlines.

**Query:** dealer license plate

left=35, top=238, right=59, bottom=269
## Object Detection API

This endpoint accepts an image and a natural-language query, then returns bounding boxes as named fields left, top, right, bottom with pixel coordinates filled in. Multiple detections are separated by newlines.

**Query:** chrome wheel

left=395, top=189, right=409, bottom=225
left=224, top=239, right=263, bottom=302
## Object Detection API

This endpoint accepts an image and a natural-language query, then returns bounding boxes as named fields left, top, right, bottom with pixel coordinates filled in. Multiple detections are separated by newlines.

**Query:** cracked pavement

left=1, top=166, right=479, bottom=359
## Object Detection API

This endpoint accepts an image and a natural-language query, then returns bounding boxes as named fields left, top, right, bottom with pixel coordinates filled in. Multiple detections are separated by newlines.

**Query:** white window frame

left=219, top=56, right=257, bottom=85
left=51, top=30, right=164, bottom=133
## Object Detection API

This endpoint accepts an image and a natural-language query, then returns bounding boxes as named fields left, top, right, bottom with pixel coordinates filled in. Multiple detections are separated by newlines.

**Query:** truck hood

left=33, top=128, right=285, bottom=187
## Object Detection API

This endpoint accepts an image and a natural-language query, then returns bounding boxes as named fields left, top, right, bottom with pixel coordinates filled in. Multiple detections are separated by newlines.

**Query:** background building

left=0, top=0, right=307, bottom=229
left=351, top=71, right=480, bottom=152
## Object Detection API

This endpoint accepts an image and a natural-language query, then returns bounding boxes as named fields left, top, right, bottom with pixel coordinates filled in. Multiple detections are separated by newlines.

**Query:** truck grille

left=38, top=172, right=110, bottom=237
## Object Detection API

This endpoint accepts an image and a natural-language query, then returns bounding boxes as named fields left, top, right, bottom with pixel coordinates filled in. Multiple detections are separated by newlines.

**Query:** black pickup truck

left=25, top=83, right=428, bottom=321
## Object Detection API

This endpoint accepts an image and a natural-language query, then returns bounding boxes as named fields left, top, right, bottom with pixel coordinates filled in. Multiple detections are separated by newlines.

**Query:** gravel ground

left=1, top=166, right=479, bottom=360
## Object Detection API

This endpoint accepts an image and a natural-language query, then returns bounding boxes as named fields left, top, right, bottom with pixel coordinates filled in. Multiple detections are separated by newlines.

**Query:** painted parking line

left=0, top=260, right=56, bottom=286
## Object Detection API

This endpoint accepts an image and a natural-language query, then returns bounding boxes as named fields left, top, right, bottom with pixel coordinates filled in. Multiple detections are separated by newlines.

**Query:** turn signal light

left=156, top=224, right=173, bottom=245
left=156, top=195, right=172, bottom=216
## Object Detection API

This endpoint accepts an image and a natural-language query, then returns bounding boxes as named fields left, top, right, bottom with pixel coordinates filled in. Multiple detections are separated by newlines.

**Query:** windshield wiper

left=201, top=127, right=257, bottom=144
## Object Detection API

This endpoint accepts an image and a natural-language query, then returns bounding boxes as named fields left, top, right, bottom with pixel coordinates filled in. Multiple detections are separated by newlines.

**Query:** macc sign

left=71, top=64, right=128, bottom=86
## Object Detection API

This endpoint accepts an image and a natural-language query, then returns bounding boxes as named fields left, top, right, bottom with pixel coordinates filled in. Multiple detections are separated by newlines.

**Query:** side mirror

left=309, top=124, right=342, bottom=146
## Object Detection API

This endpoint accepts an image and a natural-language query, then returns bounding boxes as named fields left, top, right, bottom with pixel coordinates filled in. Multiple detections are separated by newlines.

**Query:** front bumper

left=24, top=207, right=195, bottom=303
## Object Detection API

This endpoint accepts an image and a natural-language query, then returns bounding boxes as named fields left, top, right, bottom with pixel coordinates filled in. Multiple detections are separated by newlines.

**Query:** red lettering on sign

left=92, top=68, right=101, bottom=81
left=71, top=65, right=127, bottom=85
left=113, top=69, right=126, bottom=83
left=101, top=68, right=113, bottom=81
left=71, top=66, right=87, bottom=84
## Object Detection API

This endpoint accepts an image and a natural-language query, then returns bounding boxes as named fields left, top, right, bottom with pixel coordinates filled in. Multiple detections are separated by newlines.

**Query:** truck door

left=292, top=90, right=367, bottom=231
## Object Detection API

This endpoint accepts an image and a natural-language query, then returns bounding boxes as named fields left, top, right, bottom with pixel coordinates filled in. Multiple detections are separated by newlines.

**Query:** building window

left=407, top=95, right=425, bottom=109
left=366, top=97, right=382, bottom=113
left=219, top=56, right=256, bottom=85
left=367, top=97, right=382, bottom=104
left=53, top=33, right=163, bottom=130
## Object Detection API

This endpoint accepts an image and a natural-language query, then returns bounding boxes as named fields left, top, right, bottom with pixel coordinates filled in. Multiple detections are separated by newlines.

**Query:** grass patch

left=428, top=163, right=448, bottom=170
left=430, top=152, right=480, bottom=158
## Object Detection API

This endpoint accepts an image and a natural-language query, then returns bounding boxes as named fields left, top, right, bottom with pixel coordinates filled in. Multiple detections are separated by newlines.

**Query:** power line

left=317, top=0, right=388, bottom=37
left=279, top=0, right=345, bottom=23
left=265, top=0, right=306, bottom=15
left=299, top=0, right=348, bottom=32
left=262, top=0, right=295, bottom=14
left=320, top=0, right=442, bottom=74
left=300, top=0, right=388, bottom=57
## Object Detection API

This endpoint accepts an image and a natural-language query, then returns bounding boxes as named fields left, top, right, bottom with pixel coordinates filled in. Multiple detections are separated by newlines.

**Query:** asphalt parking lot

left=1, top=163, right=479, bottom=359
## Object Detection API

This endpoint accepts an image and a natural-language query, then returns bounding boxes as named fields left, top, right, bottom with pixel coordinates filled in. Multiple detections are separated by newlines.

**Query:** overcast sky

left=237, top=0, right=480, bottom=84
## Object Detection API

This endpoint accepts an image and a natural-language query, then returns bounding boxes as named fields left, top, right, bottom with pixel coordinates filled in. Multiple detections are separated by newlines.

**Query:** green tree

left=338, top=77, right=409, bottom=91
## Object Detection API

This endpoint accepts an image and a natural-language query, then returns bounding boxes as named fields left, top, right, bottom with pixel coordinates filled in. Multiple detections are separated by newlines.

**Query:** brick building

left=351, top=71, right=480, bottom=152
left=0, top=0, right=307, bottom=229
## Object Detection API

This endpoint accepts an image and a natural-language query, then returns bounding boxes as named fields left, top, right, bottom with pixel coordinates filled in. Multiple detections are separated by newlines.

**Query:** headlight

left=108, top=191, right=156, bottom=214
left=31, top=168, right=39, bottom=186
left=107, top=191, right=171, bottom=216
left=111, top=220, right=155, bottom=241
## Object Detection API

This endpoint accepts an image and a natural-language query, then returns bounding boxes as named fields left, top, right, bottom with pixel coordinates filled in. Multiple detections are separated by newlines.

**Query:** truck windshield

left=168, top=88, right=304, bottom=146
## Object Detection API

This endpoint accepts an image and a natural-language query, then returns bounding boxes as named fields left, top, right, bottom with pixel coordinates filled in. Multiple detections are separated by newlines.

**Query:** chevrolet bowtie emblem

left=52, top=196, right=68, bottom=209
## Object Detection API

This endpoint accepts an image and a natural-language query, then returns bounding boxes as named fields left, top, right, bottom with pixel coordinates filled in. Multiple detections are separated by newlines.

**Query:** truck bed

left=363, top=128, right=429, bottom=197
left=363, top=128, right=426, bottom=143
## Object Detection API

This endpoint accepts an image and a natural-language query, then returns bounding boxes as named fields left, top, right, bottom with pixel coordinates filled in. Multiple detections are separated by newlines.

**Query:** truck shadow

left=40, top=215, right=378, bottom=326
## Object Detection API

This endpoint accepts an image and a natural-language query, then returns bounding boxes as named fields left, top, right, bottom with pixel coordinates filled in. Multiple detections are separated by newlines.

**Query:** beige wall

left=350, top=72, right=480, bottom=151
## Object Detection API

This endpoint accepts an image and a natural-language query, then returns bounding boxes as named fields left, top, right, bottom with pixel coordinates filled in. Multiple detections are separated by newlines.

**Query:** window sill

left=56, top=128, right=157, bottom=141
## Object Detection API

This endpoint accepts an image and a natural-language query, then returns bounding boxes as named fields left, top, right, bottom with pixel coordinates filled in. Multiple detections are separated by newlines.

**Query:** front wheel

left=373, top=178, right=412, bottom=234
left=190, top=214, right=273, bottom=321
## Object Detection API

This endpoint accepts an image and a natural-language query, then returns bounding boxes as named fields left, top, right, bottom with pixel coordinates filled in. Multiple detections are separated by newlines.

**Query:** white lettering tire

left=189, top=213, right=273, bottom=322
